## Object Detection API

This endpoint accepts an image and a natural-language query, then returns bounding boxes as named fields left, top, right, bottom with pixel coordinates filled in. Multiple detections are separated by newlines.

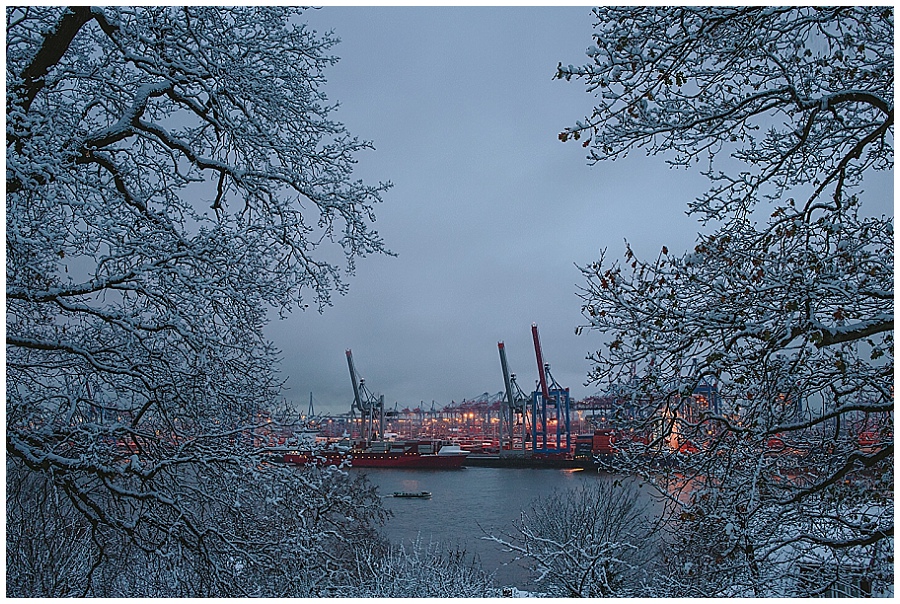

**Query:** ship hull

left=350, top=452, right=467, bottom=469
left=283, top=450, right=468, bottom=469
left=283, top=451, right=348, bottom=467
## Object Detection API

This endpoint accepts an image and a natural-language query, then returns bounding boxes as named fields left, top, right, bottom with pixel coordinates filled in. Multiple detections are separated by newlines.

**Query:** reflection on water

left=358, top=466, right=624, bottom=588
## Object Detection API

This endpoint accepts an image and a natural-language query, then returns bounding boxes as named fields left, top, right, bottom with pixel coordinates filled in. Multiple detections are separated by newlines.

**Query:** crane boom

left=498, top=341, right=516, bottom=412
left=346, top=349, right=362, bottom=412
left=531, top=323, right=550, bottom=401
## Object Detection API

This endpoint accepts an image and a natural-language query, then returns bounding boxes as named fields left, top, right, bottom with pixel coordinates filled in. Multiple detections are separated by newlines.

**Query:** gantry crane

left=345, top=349, right=384, bottom=443
left=530, top=323, right=571, bottom=454
left=498, top=341, right=530, bottom=457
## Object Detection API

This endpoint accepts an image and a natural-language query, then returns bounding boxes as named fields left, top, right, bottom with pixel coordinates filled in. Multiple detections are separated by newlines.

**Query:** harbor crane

left=345, top=349, right=384, bottom=442
left=530, top=323, right=571, bottom=455
left=498, top=341, right=531, bottom=457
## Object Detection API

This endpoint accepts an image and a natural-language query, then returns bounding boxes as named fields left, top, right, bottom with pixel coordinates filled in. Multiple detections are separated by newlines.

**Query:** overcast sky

left=262, top=7, right=892, bottom=416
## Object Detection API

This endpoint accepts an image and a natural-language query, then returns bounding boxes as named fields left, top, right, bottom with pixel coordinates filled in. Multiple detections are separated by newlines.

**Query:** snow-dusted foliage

left=487, top=481, right=662, bottom=597
left=561, top=7, right=892, bottom=596
left=7, top=462, right=388, bottom=596
left=7, top=7, right=389, bottom=596
left=338, top=537, right=499, bottom=598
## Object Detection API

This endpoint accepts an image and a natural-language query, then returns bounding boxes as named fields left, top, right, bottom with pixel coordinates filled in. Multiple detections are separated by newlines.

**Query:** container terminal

left=259, top=323, right=661, bottom=469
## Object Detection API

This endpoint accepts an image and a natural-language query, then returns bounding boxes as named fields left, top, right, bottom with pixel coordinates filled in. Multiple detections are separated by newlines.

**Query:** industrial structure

left=345, top=348, right=384, bottom=442
left=287, top=324, right=581, bottom=459
left=496, top=323, right=572, bottom=459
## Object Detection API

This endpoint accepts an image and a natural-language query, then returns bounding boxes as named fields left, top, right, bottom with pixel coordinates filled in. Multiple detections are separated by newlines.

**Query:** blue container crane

left=529, top=323, right=571, bottom=455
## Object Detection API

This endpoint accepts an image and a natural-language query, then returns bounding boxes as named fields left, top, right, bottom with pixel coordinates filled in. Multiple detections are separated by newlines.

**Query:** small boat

left=392, top=491, right=432, bottom=498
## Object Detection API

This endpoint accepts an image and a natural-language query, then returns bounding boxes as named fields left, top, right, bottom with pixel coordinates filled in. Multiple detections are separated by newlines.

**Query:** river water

left=356, top=466, right=623, bottom=588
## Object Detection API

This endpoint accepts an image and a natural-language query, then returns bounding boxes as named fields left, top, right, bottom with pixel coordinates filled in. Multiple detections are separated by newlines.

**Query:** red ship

left=284, top=440, right=469, bottom=469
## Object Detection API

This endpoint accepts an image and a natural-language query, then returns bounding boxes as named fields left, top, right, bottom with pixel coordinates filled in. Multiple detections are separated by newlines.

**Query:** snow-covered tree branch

left=7, top=6, right=390, bottom=596
left=486, top=481, right=662, bottom=597
left=337, top=537, right=499, bottom=597
left=561, top=7, right=892, bottom=596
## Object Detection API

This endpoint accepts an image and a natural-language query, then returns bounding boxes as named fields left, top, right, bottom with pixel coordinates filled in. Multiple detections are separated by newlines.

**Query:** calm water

left=356, top=466, right=621, bottom=588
